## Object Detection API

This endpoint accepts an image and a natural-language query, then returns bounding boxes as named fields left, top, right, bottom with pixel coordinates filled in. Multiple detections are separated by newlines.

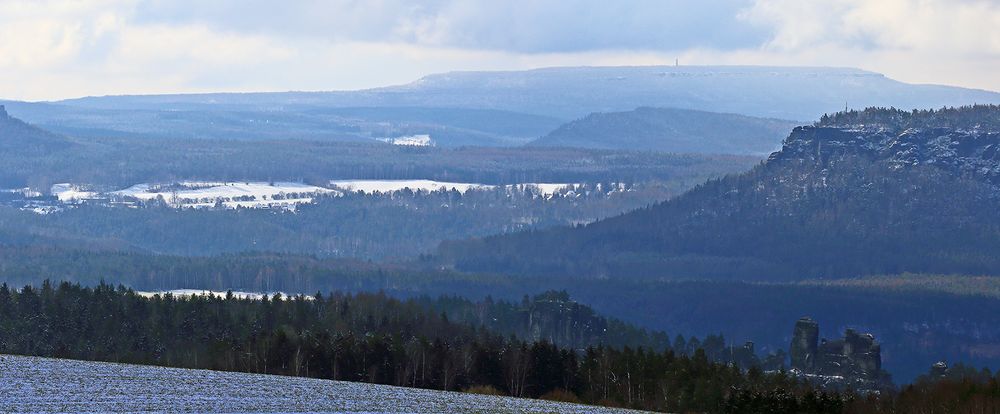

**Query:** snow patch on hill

left=31, top=179, right=583, bottom=214
left=330, top=179, right=489, bottom=194
left=112, top=181, right=339, bottom=210
left=330, top=179, right=578, bottom=198
left=50, top=183, right=98, bottom=203
left=135, top=289, right=308, bottom=301
left=378, top=134, right=434, bottom=146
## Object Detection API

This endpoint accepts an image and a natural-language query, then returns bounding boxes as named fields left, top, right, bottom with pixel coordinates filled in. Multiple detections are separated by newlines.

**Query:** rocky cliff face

left=771, top=124, right=1000, bottom=186
left=817, top=329, right=881, bottom=379
left=790, top=317, right=819, bottom=371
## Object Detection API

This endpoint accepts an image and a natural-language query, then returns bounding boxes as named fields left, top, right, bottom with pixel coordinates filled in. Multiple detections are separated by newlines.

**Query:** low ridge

left=528, top=107, right=796, bottom=154
left=0, top=106, right=72, bottom=154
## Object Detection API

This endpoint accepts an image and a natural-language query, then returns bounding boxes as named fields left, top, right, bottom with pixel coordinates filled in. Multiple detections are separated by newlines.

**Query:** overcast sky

left=1, top=0, right=998, bottom=101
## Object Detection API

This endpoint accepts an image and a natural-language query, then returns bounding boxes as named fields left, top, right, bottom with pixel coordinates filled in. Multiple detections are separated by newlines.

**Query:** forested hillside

left=440, top=105, right=1000, bottom=280
left=0, top=183, right=675, bottom=259
left=530, top=107, right=796, bottom=154
left=2, top=245, right=999, bottom=381
left=5, top=280, right=999, bottom=412
left=0, top=103, right=563, bottom=147
left=0, top=105, right=74, bottom=155
left=0, top=111, right=762, bottom=259
left=0, top=108, right=757, bottom=189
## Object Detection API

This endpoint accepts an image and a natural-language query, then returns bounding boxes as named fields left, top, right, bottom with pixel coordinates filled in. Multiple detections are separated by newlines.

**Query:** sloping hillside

left=0, top=355, right=642, bottom=413
left=529, top=107, right=797, bottom=154
left=439, top=105, right=1000, bottom=281
left=0, top=105, right=72, bottom=155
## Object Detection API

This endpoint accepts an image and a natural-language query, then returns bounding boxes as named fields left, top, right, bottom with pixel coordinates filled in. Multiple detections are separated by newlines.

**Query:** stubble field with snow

left=0, top=354, right=647, bottom=413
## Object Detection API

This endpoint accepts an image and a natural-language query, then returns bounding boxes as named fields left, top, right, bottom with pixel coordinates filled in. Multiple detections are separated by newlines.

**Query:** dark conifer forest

left=4, top=280, right=1000, bottom=412
left=0, top=281, right=808, bottom=413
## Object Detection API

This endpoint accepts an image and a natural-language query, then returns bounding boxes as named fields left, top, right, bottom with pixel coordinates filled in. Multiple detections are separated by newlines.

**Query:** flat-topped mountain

left=529, top=107, right=796, bottom=154
left=41, top=66, right=1000, bottom=122
left=439, top=105, right=1000, bottom=280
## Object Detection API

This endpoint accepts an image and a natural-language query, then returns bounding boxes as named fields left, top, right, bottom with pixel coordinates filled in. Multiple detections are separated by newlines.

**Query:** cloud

left=0, top=0, right=996, bottom=101
left=742, top=0, right=1000, bottom=57
left=735, top=0, right=1000, bottom=89
left=130, top=0, right=767, bottom=53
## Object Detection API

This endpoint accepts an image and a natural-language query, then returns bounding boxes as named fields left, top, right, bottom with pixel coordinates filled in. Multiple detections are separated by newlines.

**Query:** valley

left=0, top=178, right=670, bottom=259
left=2, top=64, right=1000, bottom=412
left=5, top=1, right=1000, bottom=411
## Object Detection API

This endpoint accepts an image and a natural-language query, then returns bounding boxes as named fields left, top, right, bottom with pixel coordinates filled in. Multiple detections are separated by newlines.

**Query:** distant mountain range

left=37, top=66, right=1000, bottom=119
left=438, top=105, right=1000, bottom=281
left=529, top=107, right=797, bottom=154
left=2, top=65, right=998, bottom=149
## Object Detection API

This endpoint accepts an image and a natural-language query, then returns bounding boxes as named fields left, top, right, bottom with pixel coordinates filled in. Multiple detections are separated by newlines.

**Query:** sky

left=0, top=0, right=998, bottom=101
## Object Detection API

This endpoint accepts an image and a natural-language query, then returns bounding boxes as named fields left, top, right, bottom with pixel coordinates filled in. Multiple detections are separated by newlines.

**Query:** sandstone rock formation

left=790, top=317, right=819, bottom=371
left=790, top=317, right=882, bottom=388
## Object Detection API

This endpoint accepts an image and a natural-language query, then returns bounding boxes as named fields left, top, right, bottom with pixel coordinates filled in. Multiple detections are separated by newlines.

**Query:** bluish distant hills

left=529, top=107, right=797, bottom=154
left=3, top=65, right=998, bottom=150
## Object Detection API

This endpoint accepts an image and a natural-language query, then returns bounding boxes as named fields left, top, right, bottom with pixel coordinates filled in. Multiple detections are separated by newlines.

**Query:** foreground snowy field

left=0, top=355, right=646, bottom=413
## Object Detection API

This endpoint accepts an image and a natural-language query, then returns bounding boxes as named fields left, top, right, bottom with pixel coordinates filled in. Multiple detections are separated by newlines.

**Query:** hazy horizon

left=9, top=63, right=998, bottom=103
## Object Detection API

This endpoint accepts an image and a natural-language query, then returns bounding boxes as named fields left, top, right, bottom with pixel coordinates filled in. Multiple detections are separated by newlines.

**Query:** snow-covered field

left=112, top=181, right=340, bottom=210
left=329, top=179, right=577, bottom=198
left=0, top=354, right=646, bottom=413
left=378, top=134, right=434, bottom=146
left=50, top=183, right=98, bottom=203
left=32, top=179, right=583, bottom=213
left=330, top=179, right=490, bottom=194
left=135, top=289, right=308, bottom=301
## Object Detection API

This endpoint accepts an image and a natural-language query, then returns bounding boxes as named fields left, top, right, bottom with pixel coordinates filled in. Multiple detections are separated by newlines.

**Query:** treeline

left=428, top=290, right=772, bottom=367
left=7, top=244, right=1000, bottom=380
left=5, top=280, right=1000, bottom=412
left=845, top=364, right=1000, bottom=414
left=0, top=281, right=826, bottom=413
left=816, top=104, right=1000, bottom=131
left=3, top=246, right=1000, bottom=381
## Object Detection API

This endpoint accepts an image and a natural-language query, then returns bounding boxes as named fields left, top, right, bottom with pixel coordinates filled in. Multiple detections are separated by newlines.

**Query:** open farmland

left=0, top=355, right=647, bottom=413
